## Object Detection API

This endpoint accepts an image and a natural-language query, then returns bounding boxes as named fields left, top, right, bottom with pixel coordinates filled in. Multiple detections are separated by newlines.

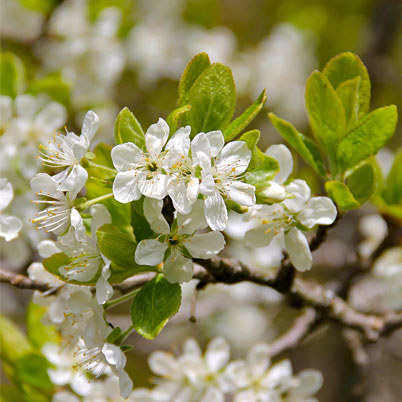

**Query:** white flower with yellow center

left=192, top=130, right=255, bottom=231
left=0, top=178, right=22, bottom=241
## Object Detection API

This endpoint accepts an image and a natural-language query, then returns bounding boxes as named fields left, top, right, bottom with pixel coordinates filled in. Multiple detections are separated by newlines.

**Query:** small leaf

left=336, top=105, right=398, bottom=171
left=106, top=327, right=122, bottom=344
left=305, top=71, right=346, bottom=172
left=185, top=63, right=236, bottom=134
left=269, top=113, right=326, bottom=176
left=130, top=198, right=155, bottom=242
left=325, top=180, right=360, bottom=211
left=0, top=52, right=25, bottom=98
left=335, top=77, right=360, bottom=127
left=15, top=353, right=53, bottom=391
left=323, top=52, right=371, bottom=117
left=131, top=274, right=181, bottom=339
left=224, top=90, right=267, bottom=141
left=178, top=52, right=211, bottom=106
left=239, top=129, right=260, bottom=151
left=347, top=162, right=376, bottom=204
left=114, top=107, right=145, bottom=149
left=383, top=149, right=402, bottom=205
left=26, top=303, right=59, bottom=349
left=42, top=252, right=72, bottom=280
left=166, top=105, right=191, bottom=134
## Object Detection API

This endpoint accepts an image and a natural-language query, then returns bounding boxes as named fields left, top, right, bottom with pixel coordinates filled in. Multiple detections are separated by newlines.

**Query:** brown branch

left=0, top=268, right=52, bottom=292
left=270, top=308, right=318, bottom=356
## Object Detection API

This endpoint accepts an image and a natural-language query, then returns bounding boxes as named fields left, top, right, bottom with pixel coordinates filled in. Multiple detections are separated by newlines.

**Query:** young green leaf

left=15, top=353, right=54, bottom=391
left=336, top=105, right=398, bottom=171
left=166, top=104, right=191, bottom=134
left=323, top=52, right=371, bottom=117
left=185, top=63, right=236, bottom=134
left=114, top=107, right=145, bottom=149
left=325, top=180, right=360, bottom=211
left=269, top=113, right=326, bottom=176
left=305, top=71, right=346, bottom=172
left=335, top=76, right=360, bottom=128
left=347, top=162, right=376, bottom=204
left=131, top=274, right=181, bottom=339
left=178, top=52, right=211, bottom=106
left=0, top=52, right=26, bottom=98
left=130, top=198, right=155, bottom=242
left=224, top=89, right=267, bottom=141
left=27, top=72, right=70, bottom=105
left=382, top=150, right=402, bottom=205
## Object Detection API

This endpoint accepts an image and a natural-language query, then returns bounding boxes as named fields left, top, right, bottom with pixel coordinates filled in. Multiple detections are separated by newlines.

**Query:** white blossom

left=38, top=110, right=99, bottom=199
left=358, top=214, right=388, bottom=258
left=135, top=198, right=225, bottom=283
left=193, top=130, right=255, bottom=231
left=0, top=178, right=22, bottom=241
left=30, top=173, right=83, bottom=237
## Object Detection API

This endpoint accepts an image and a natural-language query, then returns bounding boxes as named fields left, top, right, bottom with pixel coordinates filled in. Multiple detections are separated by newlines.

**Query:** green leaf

left=27, top=73, right=70, bottom=105
left=325, top=180, right=360, bottom=211
left=114, top=107, right=145, bottom=149
left=383, top=150, right=402, bottom=205
left=15, top=353, right=53, bottom=391
left=224, top=90, right=267, bottom=141
left=0, top=53, right=25, bottom=98
left=269, top=113, right=326, bottom=176
left=305, top=71, right=346, bottom=172
left=185, top=63, right=236, bottom=134
left=96, top=224, right=138, bottom=269
left=178, top=52, right=211, bottom=106
left=0, top=314, right=32, bottom=364
left=130, top=198, right=154, bottom=242
left=335, top=77, right=360, bottom=128
left=131, top=274, right=181, bottom=339
left=19, top=0, right=57, bottom=13
left=336, top=105, right=398, bottom=171
left=347, top=162, right=376, bottom=204
left=26, top=303, right=58, bottom=349
left=323, top=52, right=371, bottom=117
left=166, top=105, right=191, bottom=134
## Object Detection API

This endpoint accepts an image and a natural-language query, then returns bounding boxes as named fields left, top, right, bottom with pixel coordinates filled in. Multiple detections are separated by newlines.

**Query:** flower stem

left=103, top=288, right=141, bottom=310
left=83, top=160, right=117, bottom=175
left=78, top=193, right=114, bottom=211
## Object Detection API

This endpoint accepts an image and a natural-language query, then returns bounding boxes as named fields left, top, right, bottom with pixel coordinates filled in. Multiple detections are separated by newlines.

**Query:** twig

left=0, top=268, right=51, bottom=292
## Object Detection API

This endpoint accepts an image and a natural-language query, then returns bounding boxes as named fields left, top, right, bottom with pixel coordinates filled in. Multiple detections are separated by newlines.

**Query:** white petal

left=145, top=118, right=169, bottom=158
left=216, top=141, right=251, bottom=175
left=168, top=180, right=192, bottom=215
left=35, top=102, right=67, bottom=130
left=56, top=164, right=88, bottom=199
left=205, top=130, right=224, bottom=157
left=143, top=197, right=170, bottom=234
left=187, top=177, right=200, bottom=203
left=183, top=231, right=225, bottom=259
left=0, top=215, right=22, bottom=241
left=70, top=208, right=86, bottom=241
left=265, top=144, right=293, bottom=183
left=297, top=197, right=337, bottom=229
left=199, top=171, right=216, bottom=196
left=135, top=239, right=167, bottom=266
left=285, top=228, right=312, bottom=272
left=140, top=174, right=170, bottom=200
left=90, top=203, right=112, bottom=238
left=0, top=178, right=13, bottom=211
left=247, top=344, right=271, bottom=379
left=225, top=361, right=249, bottom=388
left=226, top=181, right=255, bottom=206
left=163, top=252, right=193, bottom=283
left=295, top=370, right=324, bottom=395
left=261, top=359, right=292, bottom=389
left=245, top=225, right=275, bottom=248
left=113, top=170, right=144, bottom=203
left=191, top=132, right=210, bottom=166
left=205, top=337, right=230, bottom=372
left=15, top=95, right=37, bottom=120
left=258, top=181, right=286, bottom=203
left=96, top=265, right=113, bottom=304
left=117, top=370, right=133, bottom=399
left=177, top=199, right=207, bottom=234
left=102, top=343, right=126, bottom=370
left=81, top=110, right=99, bottom=142
left=204, top=191, right=228, bottom=231
left=111, top=142, right=143, bottom=171
left=200, top=387, right=224, bottom=402
left=148, top=351, right=177, bottom=376
left=183, top=338, right=202, bottom=356
left=283, top=180, right=311, bottom=213
left=37, top=240, right=60, bottom=258
left=30, top=173, right=59, bottom=196
left=165, top=126, right=191, bottom=155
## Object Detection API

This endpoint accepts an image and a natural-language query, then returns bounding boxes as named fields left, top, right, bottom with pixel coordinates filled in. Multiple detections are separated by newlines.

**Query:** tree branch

left=0, top=268, right=51, bottom=292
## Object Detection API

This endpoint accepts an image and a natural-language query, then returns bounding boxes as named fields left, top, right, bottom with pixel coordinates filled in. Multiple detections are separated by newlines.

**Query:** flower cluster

left=131, top=338, right=323, bottom=402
